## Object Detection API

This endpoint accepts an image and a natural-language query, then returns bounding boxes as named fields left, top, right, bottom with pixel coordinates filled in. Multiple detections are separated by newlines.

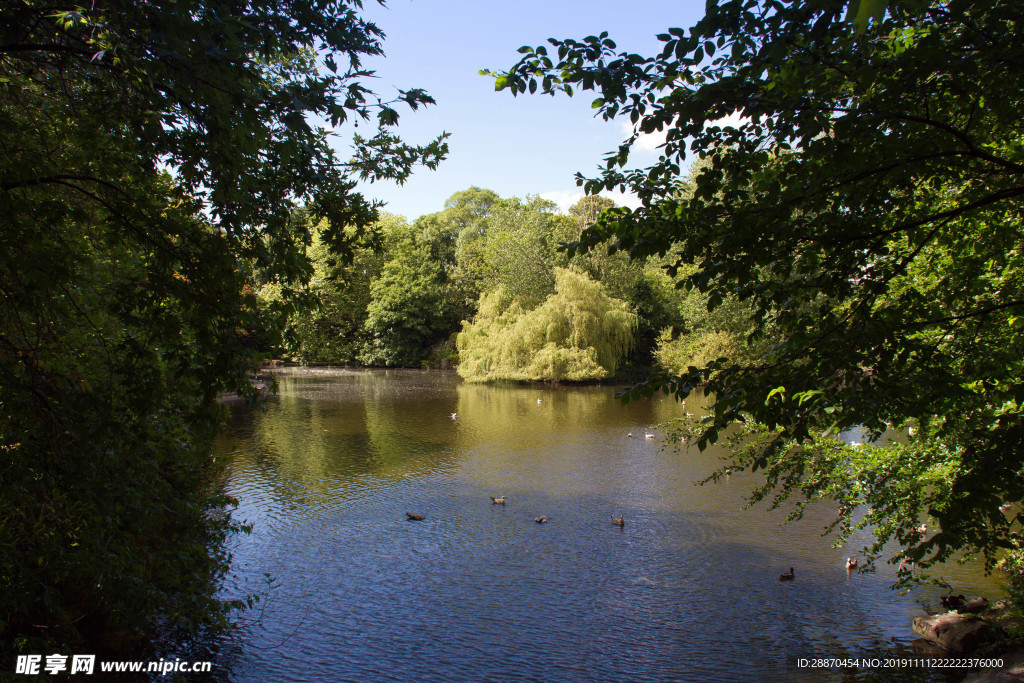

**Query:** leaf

left=795, top=389, right=822, bottom=406
left=765, top=386, right=786, bottom=405
left=845, top=0, right=888, bottom=33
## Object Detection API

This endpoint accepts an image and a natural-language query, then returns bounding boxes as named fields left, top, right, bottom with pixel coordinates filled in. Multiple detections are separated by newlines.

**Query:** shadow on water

left=201, top=368, right=1001, bottom=682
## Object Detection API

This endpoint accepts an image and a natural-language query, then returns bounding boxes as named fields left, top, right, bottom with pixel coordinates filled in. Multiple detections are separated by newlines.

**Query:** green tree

left=1, top=0, right=443, bottom=654
left=481, top=196, right=577, bottom=305
left=457, top=268, right=636, bottom=382
left=360, top=216, right=465, bottom=367
left=569, top=194, right=617, bottom=232
left=264, top=218, right=384, bottom=364
left=492, top=0, right=1024, bottom=572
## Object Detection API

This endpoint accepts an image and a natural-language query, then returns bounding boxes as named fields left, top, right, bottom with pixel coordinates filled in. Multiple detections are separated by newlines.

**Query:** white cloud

left=540, top=188, right=642, bottom=213
left=608, top=188, right=642, bottom=210
left=539, top=190, right=584, bottom=213
left=620, top=110, right=751, bottom=156
left=705, top=110, right=749, bottom=130
left=619, top=120, right=668, bottom=153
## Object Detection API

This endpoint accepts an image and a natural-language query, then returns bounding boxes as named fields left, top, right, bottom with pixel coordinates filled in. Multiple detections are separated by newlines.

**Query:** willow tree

left=457, top=269, right=636, bottom=382
left=490, top=0, right=1024, bottom=573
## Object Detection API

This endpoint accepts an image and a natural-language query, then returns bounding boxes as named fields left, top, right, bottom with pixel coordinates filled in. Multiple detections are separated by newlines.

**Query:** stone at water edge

left=912, top=612, right=1003, bottom=653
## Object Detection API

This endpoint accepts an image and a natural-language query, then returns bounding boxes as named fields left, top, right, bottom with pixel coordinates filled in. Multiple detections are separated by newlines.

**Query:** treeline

left=271, top=184, right=766, bottom=382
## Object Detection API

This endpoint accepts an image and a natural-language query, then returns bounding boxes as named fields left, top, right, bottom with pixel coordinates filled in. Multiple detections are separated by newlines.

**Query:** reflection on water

left=212, top=368, right=1001, bottom=682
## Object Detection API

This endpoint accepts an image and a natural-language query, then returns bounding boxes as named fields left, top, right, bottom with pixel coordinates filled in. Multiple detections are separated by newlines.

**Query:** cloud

left=619, top=121, right=668, bottom=153
left=539, top=190, right=584, bottom=213
left=620, top=110, right=751, bottom=155
left=540, top=188, right=642, bottom=213
left=705, top=110, right=749, bottom=130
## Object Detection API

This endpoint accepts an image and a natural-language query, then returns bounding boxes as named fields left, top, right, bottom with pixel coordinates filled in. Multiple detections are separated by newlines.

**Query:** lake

left=210, top=368, right=1000, bottom=682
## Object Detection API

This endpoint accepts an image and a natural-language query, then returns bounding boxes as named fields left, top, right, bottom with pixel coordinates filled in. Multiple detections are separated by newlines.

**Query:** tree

left=481, top=196, right=577, bottom=305
left=360, top=216, right=465, bottom=367
left=264, top=218, right=384, bottom=364
left=1, top=0, right=443, bottom=653
left=569, top=194, right=617, bottom=231
left=491, top=0, right=1024, bottom=573
left=457, top=268, right=636, bottom=382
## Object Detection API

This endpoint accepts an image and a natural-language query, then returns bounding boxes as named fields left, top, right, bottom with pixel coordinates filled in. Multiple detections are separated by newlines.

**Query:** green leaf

left=765, top=386, right=786, bottom=405
left=845, top=0, right=888, bottom=33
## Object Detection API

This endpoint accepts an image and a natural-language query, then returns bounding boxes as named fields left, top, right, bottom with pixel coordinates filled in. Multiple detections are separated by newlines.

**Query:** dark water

left=210, top=368, right=1000, bottom=682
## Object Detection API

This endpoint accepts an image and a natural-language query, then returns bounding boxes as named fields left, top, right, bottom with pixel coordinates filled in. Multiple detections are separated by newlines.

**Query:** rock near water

left=912, top=612, right=1002, bottom=653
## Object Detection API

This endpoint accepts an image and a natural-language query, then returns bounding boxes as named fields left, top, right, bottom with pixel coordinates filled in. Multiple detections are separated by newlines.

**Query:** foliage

left=360, top=216, right=467, bottom=367
left=457, top=269, right=636, bottom=382
left=478, top=196, right=578, bottom=305
left=997, top=535, right=1024, bottom=614
left=1, top=0, right=442, bottom=654
left=569, top=195, right=617, bottom=231
left=652, top=259, right=767, bottom=374
left=491, top=0, right=1024, bottom=572
left=263, top=219, right=384, bottom=364
left=654, top=328, right=739, bottom=375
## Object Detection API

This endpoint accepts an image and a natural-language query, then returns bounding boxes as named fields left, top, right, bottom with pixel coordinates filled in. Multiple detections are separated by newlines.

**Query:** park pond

left=209, top=368, right=1001, bottom=681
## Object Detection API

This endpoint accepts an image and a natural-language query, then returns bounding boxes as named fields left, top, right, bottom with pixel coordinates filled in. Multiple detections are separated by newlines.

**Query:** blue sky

left=347, top=0, right=708, bottom=220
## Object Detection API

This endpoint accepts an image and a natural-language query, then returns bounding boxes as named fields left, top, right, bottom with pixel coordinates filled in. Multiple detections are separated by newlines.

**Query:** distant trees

left=282, top=188, right=717, bottom=379
left=360, top=217, right=468, bottom=367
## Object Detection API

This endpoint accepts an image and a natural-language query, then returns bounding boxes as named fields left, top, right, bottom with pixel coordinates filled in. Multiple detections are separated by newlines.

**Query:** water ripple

left=210, top=370, right=999, bottom=682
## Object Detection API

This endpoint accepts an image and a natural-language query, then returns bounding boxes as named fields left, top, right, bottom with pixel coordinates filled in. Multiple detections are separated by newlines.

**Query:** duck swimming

left=406, top=512, right=425, bottom=521
left=611, top=514, right=625, bottom=527
left=490, top=496, right=506, bottom=505
left=779, top=567, right=795, bottom=581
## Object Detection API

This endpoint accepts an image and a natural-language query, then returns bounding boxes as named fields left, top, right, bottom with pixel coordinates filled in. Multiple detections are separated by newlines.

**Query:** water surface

left=212, top=368, right=1000, bottom=682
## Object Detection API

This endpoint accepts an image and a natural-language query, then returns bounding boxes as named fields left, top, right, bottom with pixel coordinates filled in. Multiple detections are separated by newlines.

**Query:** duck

left=779, top=567, right=795, bottom=581
left=645, top=433, right=655, bottom=439
left=940, top=594, right=966, bottom=611
left=406, top=512, right=425, bottom=521
left=611, top=514, right=625, bottom=527
left=534, top=515, right=548, bottom=524
left=846, top=557, right=858, bottom=570
left=627, top=432, right=635, bottom=438
left=489, top=496, right=506, bottom=505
